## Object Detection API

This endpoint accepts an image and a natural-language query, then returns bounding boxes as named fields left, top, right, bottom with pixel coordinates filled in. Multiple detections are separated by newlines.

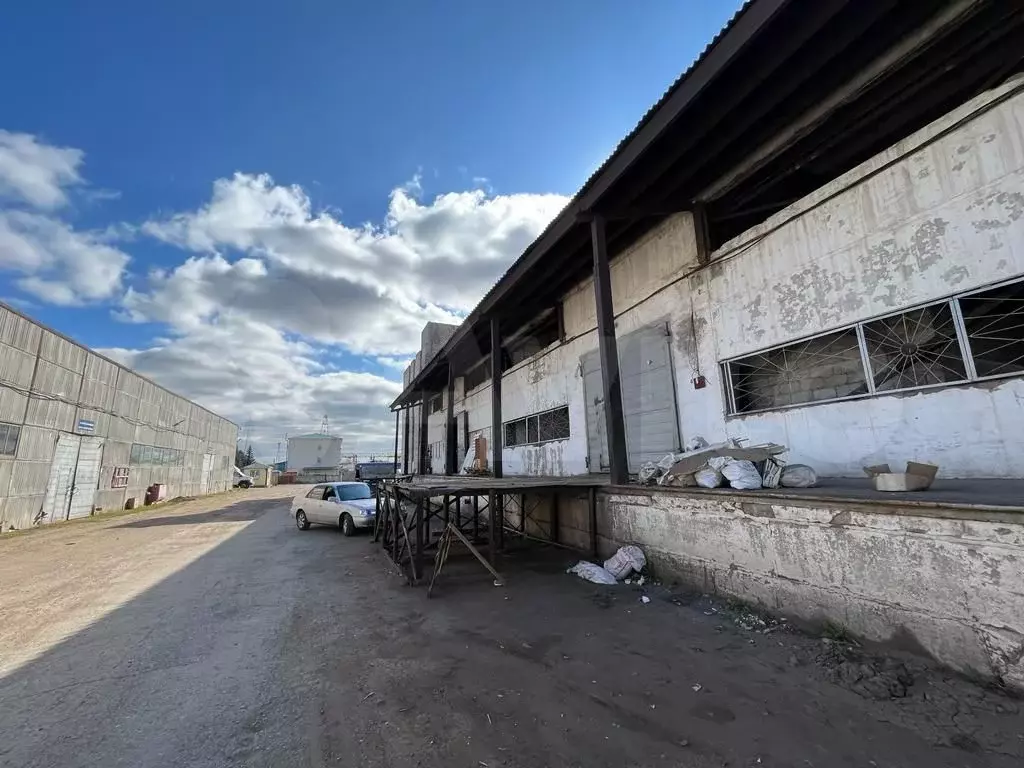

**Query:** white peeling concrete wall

left=601, top=489, right=1024, bottom=690
left=451, top=213, right=700, bottom=476
left=448, top=78, right=1024, bottom=479
left=676, top=78, right=1024, bottom=477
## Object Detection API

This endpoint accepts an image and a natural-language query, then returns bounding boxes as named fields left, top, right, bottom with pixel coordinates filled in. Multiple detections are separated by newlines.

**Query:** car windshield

left=335, top=483, right=372, bottom=501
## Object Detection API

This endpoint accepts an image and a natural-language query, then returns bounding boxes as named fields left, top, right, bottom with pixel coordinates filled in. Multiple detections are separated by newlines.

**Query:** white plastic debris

left=691, top=684, right=703, bottom=693
left=685, top=436, right=710, bottom=451
left=603, top=545, right=647, bottom=580
left=641, top=595, right=651, bottom=604
left=780, top=463, right=817, bottom=488
left=694, top=456, right=728, bottom=488
left=567, top=561, right=618, bottom=585
left=722, top=459, right=762, bottom=490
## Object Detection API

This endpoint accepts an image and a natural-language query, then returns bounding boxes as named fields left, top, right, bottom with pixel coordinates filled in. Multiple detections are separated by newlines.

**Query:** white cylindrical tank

left=286, top=433, right=343, bottom=472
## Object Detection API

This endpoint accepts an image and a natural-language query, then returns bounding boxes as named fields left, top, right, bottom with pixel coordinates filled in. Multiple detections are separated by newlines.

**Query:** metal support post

left=419, top=390, right=429, bottom=475
left=490, top=316, right=503, bottom=478
left=392, top=409, right=400, bottom=476
left=550, top=493, right=559, bottom=544
left=588, top=487, right=598, bottom=559
left=446, top=365, right=456, bottom=474
left=591, top=215, right=629, bottom=485
left=402, top=406, right=411, bottom=475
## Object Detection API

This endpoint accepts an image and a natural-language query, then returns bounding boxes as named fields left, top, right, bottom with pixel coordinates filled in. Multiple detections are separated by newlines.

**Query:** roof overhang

left=392, top=0, right=1024, bottom=408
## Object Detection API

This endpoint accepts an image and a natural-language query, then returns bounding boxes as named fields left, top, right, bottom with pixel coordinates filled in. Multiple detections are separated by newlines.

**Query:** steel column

left=446, top=365, right=456, bottom=474
left=419, top=390, right=429, bottom=475
left=588, top=487, right=598, bottom=559
left=393, top=409, right=400, bottom=476
left=490, top=316, right=503, bottom=478
left=550, top=493, right=559, bottom=544
left=402, top=406, right=411, bottom=475
left=415, top=497, right=424, bottom=580
left=590, top=215, right=629, bottom=485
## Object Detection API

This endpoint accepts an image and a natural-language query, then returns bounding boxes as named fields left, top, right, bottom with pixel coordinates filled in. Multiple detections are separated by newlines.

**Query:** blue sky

left=0, top=0, right=742, bottom=455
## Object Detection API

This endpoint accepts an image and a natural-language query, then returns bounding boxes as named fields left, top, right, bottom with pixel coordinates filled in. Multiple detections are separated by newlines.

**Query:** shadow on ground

left=114, top=497, right=280, bottom=528
left=1, top=494, right=1020, bottom=768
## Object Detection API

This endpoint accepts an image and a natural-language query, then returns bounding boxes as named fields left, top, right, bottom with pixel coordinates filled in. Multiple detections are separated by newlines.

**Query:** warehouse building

left=389, top=1, right=1024, bottom=689
left=0, top=304, right=237, bottom=531
left=396, top=4, right=1024, bottom=483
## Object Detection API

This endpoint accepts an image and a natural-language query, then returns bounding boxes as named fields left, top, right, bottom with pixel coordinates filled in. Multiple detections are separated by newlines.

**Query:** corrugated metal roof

left=478, top=0, right=757, bottom=305
left=392, top=0, right=766, bottom=408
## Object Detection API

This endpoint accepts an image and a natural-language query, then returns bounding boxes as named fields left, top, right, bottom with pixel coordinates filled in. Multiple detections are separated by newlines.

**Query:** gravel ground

left=0, top=487, right=1019, bottom=768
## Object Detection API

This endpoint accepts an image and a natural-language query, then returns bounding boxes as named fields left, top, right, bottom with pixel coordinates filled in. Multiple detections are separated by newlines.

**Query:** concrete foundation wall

left=0, top=306, right=237, bottom=531
left=599, top=488, right=1024, bottom=690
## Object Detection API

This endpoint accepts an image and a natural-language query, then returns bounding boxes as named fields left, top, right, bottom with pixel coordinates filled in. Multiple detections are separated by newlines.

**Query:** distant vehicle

left=291, top=482, right=375, bottom=536
left=232, top=466, right=252, bottom=489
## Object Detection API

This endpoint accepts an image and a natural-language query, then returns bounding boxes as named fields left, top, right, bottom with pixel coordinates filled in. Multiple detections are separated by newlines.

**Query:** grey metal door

left=42, top=433, right=80, bottom=523
left=68, top=437, right=103, bottom=519
left=581, top=323, right=680, bottom=473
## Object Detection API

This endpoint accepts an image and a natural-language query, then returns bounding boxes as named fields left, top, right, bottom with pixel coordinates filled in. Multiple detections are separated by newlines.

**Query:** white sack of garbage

left=567, top=561, right=619, bottom=585
left=603, top=545, right=647, bottom=580
left=722, top=459, right=763, bottom=490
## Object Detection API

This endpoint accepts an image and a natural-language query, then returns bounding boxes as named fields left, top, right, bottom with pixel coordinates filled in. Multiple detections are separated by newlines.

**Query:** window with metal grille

left=863, top=303, right=966, bottom=391
left=723, top=277, right=1024, bottom=415
left=0, top=422, right=20, bottom=457
left=504, top=406, right=570, bottom=447
left=728, top=330, right=866, bottom=413
left=960, top=280, right=1024, bottom=378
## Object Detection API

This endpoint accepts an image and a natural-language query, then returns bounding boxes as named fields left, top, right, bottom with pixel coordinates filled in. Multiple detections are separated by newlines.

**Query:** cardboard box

left=863, top=462, right=938, bottom=492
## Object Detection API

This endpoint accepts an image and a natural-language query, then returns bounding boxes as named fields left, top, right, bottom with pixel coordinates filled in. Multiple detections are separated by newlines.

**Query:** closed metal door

left=68, top=437, right=103, bottom=519
left=582, top=351, right=608, bottom=472
left=42, top=433, right=81, bottom=523
left=581, top=323, right=681, bottom=473
left=199, top=453, right=215, bottom=494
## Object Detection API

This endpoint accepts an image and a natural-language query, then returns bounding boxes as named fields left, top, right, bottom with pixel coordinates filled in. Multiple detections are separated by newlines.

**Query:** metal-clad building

left=0, top=304, right=238, bottom=531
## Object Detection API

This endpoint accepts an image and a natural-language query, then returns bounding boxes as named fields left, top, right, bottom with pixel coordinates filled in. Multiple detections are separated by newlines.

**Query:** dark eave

left=392, top=0, right=1024, bottom=409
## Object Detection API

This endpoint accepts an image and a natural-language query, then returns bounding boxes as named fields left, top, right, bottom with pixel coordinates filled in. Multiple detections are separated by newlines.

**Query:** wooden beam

left=490, top=316, right=503, bottom=479
left=590, top=216, right=629, bottom=485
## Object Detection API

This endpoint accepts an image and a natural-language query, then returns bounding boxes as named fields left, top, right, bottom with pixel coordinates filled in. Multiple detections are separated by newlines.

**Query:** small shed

left=244, top=463, right=274, bottom=488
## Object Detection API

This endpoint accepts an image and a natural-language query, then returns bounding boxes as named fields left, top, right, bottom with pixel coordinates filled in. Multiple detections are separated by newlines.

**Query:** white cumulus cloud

left=129, top=172, right=568, bottom=354
left=98, top=315, right=403, bottom=460
left=0, top=131, right=129, bottom=304
left=0, top=130, right=83, bottom=209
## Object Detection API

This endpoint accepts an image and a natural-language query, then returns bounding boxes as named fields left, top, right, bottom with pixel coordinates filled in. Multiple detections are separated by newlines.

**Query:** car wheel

left=295, top=510, right=310, bottom=530
left=340, top=513, right=355, bottom=537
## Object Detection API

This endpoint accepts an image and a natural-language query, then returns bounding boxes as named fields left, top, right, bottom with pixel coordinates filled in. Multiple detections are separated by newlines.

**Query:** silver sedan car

left=291, top=482, right=376, bottom=536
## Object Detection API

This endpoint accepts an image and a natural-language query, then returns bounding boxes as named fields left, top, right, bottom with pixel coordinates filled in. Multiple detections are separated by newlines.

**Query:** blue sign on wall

left=77, top=418, right=95, bottom=433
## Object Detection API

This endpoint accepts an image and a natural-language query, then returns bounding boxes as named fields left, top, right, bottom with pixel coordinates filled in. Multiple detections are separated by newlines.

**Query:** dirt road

left=0, top=488, right=1019, bottom=767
